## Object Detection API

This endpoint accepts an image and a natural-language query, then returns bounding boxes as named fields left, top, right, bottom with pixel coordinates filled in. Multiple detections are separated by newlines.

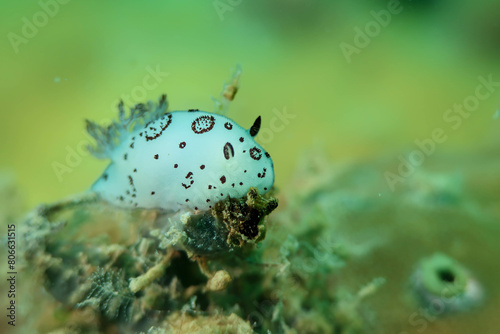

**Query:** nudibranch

left=87, top=74, right=274, bottom=212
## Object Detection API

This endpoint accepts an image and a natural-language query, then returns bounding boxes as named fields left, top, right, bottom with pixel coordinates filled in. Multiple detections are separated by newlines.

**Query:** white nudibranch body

left=91, top=102, right=274, bottom=212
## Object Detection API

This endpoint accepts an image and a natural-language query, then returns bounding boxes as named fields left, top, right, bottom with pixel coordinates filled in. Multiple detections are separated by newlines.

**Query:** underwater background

left=1, top=0, right=500, bottom=333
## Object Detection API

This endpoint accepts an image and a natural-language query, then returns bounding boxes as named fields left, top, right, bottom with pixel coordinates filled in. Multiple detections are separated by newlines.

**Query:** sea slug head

left=185, top=113, right=274, bottom=208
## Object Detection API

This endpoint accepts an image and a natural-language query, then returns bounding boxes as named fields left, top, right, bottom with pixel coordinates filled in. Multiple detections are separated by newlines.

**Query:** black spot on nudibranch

left=182, top=171, right=194, bottom=189
left=128, top=175, right=134, bottom=186
left=265, top=152, right=271, bottom=158
left=200, top=165, right=205, bottom=170
left=223, top=142, right=234, bottom=160
left=220, top=176, right=226, bottom=184
left=174, top=164, right=178, bottom=168
left=145, top=113, right=172, bottom=141
left=102, top=173, right=108, bottom=181
left=154, top=154, right=159, bottom=160
left=249, top=147, right=262, bottom=160
left=224, top=122, right=233, bottom=130
left=239, top=137, right=244, bottom=142
left=188, top=109, right=199, bottom=112
left=124, top=154, right=127, bottom=160
left=179, top=142, right=186, bottom=149
left=191, top=115, right=215, bottom=134
left=258, top=168, right=267, bottom=178
left=130, top=142, right=134, bottom=149
left=151, top=191, right=155, bottom=195
left=249, top=116, right=261, bottom=137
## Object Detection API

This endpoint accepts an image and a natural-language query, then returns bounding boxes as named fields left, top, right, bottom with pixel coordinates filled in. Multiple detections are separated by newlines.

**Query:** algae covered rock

left=182, top=187, right=278, bottom=255
left=17, top=187, right=277, bottom=333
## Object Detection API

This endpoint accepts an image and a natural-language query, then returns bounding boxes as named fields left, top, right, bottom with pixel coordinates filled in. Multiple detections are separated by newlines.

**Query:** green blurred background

left=2, top=1, right=500, bottom=333
left=1, top=0, right=499, bottom=212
